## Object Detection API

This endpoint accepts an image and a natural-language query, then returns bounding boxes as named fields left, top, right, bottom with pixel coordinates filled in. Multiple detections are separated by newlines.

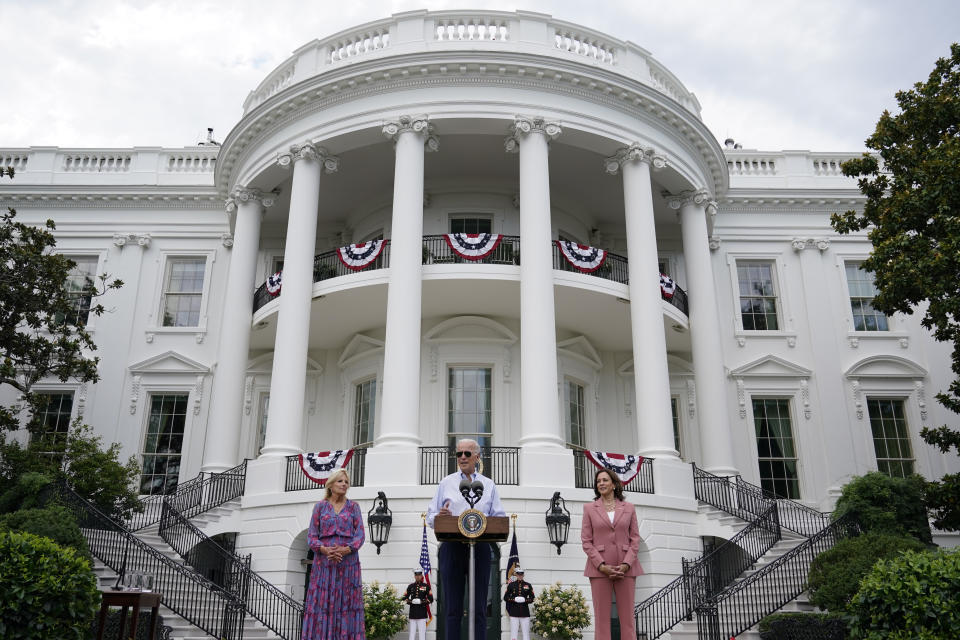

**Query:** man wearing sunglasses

left=426, top=438, right=506, bottom=640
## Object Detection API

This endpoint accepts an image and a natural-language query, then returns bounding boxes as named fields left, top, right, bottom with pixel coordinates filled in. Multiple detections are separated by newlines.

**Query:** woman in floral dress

left=303, top=468, right=366, bottom=640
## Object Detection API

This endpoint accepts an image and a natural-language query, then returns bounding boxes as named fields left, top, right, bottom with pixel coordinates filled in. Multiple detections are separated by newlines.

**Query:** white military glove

left=514, top=596, right=525, bottom=603
left=412, top=598, right=421, bottom=604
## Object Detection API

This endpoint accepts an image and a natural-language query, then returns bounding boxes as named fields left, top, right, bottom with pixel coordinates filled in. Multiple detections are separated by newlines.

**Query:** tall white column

left=506, top=116, right=572, bottom=487
left=606, top=145, right=679, bottom=461
left=673, top=191, right=738, bottom=476
left=261, top=143, right=339, bottom=457
left=365, top=116, right=437, bottom=487
left=201, top=188, right=272, bottom=472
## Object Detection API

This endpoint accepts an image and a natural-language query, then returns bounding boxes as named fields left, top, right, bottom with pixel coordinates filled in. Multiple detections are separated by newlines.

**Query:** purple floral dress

left=303, top=499, right=366, bottom=640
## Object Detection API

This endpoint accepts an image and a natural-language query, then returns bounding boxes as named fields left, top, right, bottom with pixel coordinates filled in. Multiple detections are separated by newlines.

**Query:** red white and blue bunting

left=266, top=271, right=282, bottom=296
left=660, top=273, right=676, bottom=299
left=585, top=451, right=644, bottom=485
left=298, top=449, right=355, bottom=485
left=444, top=233, right=503, bottom=260
left=556, top=241, right=607, bottom=273
left=337, top=240, right=388, bottom=271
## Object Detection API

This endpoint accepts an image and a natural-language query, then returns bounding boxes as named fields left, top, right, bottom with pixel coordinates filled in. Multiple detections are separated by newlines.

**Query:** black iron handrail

left=692, top=464, right=829, bottom=536
left=253, top=243, right=392, bottom=311
left=571, top=449, right=655, bottom=494
left=159, top=499, right=304, bottom=640
left=127, top=460, right=247, bottom=532
left=422, top=234, right=520, bottom=265
left=694, top=515, right=859, bottom=640
left=419, top=446, right=520, bottom=485
left=285, top=447, right=368, bottom=492
left=54, top=482, right=245, bottom=639
left=634, top=503, right=782, bottom=640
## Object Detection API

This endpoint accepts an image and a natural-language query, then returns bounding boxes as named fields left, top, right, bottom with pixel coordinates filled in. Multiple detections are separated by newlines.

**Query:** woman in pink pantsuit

left=303, top=469, right=366, bottom=640
left=581, top=468, right=643, bottom=640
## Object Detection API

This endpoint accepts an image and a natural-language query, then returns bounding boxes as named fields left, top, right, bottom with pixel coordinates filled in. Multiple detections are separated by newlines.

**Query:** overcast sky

left=2, top=0, right=957, bottom=152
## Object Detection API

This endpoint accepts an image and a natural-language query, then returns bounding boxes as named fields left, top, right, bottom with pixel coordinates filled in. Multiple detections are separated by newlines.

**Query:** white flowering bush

left=531, top=582, right=591, bottom=640
left=363, top=581, right=407, bottom=639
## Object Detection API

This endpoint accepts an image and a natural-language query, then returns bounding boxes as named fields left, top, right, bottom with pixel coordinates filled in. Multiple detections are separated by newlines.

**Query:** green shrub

left=808, top=532, right=928, bottom=612
left=758, top=612, right=847, bottom=640
left=362, top=581, right=407, bottom=639
left=0, top=471, right=54, bottom=514
left=833, top=472, right=932, bottom=543
left=848, top=547, right=960, bottom=639
left=0, top=530, right=99, bottom=640
left=0, top=504, right=91, bottom=562
left=531, top=582, right=591, bottom=640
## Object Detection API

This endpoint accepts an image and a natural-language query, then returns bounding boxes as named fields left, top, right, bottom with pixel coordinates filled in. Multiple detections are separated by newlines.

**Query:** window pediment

left=248, top=352, right=323, bottom=375
left=338, top=334, right=384, bottom=369
left=729, top=355, right=811, bottom=379
left=424, top=316, right=517, bottom=345
left=129, top=350, right=209, bottom=375
left=557, top=336, right=602, bottom=370
left=845, top=355, right=926, bottom=379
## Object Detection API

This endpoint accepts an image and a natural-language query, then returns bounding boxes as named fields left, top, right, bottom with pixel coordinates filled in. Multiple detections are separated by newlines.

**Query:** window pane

left=868, top=399, right=913, bottom=478
left=162, top=258, right=205, bottom=327
left=32, top=393, right=74, bottom=451
left=353, top=379, right=376, bottom=446
left=447, top=367, right=492, bottom=438
left=140, top=394, right=188, bottom=495
left=449, top=217, right=492, bottom=234
left=753, top=398, right=799, bottom=498
left=671, top=397, right=682, bottom=457
left=64, top=256, right=98, bottom=326
left=846, top=262, right=889, bottom=332
left=565, top=380, right=586, bottom=448
left=738, top=261, right=779, bottom=331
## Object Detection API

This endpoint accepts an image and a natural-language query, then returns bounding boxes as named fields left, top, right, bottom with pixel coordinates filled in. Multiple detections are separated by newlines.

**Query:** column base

left=364, top=444, right=420, bottom=487
left=258, top=443, right=302, bottom=458
left=200, top=459, right=235, bottom=474
left=652, top=456, right=695, bottom=500
left=245, top=456, right=287, bottom=496
left=519, top=446, right=575, bottom=488
left=703, top=465, right=740, bottom=478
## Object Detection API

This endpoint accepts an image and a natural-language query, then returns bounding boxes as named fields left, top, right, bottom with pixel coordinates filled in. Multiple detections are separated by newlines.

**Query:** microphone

left=459, top=479, right=472, bottom=501
left=470, top=480, right=484, bottom=499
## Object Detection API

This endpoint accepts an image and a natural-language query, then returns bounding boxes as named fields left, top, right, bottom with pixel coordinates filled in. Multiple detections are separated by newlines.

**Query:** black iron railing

left=693, top=464, right=829, bottom=537
left=253, top=244, right=392, bottom=311
left=55, top=483, right=246, bottom=639
left=285, top=447, right=368, bottom=492
left=422, top=234, right=521, bottom=265
left=419, top=446, right=520, bottom=485
left=572, top=449, right=655, bottom=494
left=694, top=515, right=859, bottom=640
left=127, top=461, right=247, bottom=532
left=159, top=499, right=304, bottom=640
left=634, top=503, right=782, bottom=640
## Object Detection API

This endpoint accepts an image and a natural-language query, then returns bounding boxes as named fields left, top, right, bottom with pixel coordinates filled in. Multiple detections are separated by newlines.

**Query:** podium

left=433, top=514, right=508, bottom=640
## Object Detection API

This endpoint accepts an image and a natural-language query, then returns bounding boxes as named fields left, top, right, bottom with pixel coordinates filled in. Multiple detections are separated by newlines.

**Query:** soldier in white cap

left=403, top=567, right=434, bottom=640
left=503, top=567, right=535, bottom=640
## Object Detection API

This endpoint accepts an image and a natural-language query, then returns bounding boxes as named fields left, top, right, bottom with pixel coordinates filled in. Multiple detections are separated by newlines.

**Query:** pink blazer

left=581, top=499, right=642, bottom=578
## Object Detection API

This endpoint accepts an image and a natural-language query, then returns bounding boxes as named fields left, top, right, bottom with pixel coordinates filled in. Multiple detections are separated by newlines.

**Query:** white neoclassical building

left=2, top=10, right=958, bottom=640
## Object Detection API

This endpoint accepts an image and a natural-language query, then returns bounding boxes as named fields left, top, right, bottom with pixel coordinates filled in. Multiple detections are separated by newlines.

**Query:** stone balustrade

left=241, top=9, right=701, bottom=115
left=725, top=149, right=863, bottom=188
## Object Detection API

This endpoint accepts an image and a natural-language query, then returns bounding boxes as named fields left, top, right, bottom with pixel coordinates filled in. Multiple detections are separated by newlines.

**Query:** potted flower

left=363, top=581, right=407, bottom=639
left=531, top=582, right=591, bottom=640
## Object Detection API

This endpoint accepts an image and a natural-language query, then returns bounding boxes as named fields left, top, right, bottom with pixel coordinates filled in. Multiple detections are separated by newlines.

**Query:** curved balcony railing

left=253, top=237, right=688, bottom=316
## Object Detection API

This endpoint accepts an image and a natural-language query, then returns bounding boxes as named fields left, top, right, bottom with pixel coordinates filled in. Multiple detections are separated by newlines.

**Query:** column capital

left=225, top=187, right=276, bottom=213
left=383, top=115, right=439, bottom=151
left=666, top=189, right=713, bottom=211
left=504, top=116, right=561, bottom=153
left=277, top=142, right=340, bottom=173
left=604, top=143, right=666, bottom=174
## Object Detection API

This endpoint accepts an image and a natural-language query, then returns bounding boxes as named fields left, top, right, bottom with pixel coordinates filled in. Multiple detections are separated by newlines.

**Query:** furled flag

left=419, top=521, right=434, bottom=625
left=297, top=449, right=354, bottom=485
left=505, top=525, right=520, bottom=583
left=585, top=451, right=645, bottom=485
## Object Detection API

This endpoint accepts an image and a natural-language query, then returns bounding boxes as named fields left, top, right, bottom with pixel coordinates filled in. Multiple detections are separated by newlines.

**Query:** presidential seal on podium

left=457, top=508, right=487, bottom=538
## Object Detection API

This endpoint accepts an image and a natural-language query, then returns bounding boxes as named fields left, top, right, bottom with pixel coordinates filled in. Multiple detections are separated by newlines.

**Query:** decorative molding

left=76, top=383, right=87, bottom=419
left=736, top=337, right=746, bottom=347
left=737, top=379, right=746, bottom=419
left=429, top=345, right=439, bottom=382
left=193, top=375, right=204, bottom=415
left=787, top=336, right=797, bottom=348
left=503, top=345, right=512, bottom=382
left=512, top=193, right=520, bottom=209
left=603, top=143, right=666, bottom=175
left=899, top=337, right=909, bottom=349
left=221, top=233, right=234, bottom=248
left=382, top=114, right=440, bottom=152
left=708, top=236, right=721, bottom=251
left=145, top=332, right=155, bottom=344
left=504, top=116, right=562, bottom=152
left=686, top=379, right=696, bottom=419
left=243, top=376, right=255, bottom=415
left=916, top=381, right=927, bottom=420
left=852, top=380, right=863, bottom=420
left=113, top=233, right=152, bottom=249
left=800, top=379, right=811, bottom=419
left=791, top=238, right=808, bottom=252
left=277, top=142, right=341, bottom=173
left=791, top=237, right=831, bottom=252
left=129, top=375, right=141, bottom=415
left=666, top=189, right=711, bottom=211
left=848, top=336, right=859, bottom=348
left=3, top=192, right=223, bottom=209
left=814, top=238, right=831, bottom=252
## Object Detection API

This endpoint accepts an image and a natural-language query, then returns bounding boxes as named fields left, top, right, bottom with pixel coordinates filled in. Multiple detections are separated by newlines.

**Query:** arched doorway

left=436, top=545, right=502, bottom=640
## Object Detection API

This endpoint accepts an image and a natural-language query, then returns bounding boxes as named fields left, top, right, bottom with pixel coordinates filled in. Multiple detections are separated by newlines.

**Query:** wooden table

left=96, top=590, right=162, bottom=640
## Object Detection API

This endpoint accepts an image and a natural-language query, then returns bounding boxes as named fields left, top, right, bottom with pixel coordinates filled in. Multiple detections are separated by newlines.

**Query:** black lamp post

left=545, top=491, right=571, bottom=555
left=367, top=491, right=393, bottom=555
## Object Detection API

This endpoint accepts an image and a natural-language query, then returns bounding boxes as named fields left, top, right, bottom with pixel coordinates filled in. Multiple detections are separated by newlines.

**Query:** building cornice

left=0, top=186, right=221, bottom=209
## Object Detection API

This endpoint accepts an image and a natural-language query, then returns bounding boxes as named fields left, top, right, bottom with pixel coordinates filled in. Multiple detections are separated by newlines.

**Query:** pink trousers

left=588, top=576, right=636, bottom=640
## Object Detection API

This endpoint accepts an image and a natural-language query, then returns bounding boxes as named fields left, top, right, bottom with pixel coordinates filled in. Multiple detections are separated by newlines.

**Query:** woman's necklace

left=602, top=497, right=616, bottom=512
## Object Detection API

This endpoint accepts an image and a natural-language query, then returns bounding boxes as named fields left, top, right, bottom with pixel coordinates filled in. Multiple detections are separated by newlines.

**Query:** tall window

left=161, top=258, right=206, bottom=327
left=64, top=256, right=98, bottom=326
left=140, top=394, right=187, bottom=495
left=564, top=380, right=586, bottom=448
left=447, top=367, right=492, bottom=468
left=353, top=379, right=376, bottom=446
left=753, top=398, right=799, bottom=498
left=449, top=216, right=492, bottom=234
left=671, top=397, right=682, bottom=457
left=846, top=262, right=888, bottom=331
left=737, top=261, right=779, bottom=330
left=868, top=399, right=914, bottom=477
left=33, top=392, right=73, bottom=447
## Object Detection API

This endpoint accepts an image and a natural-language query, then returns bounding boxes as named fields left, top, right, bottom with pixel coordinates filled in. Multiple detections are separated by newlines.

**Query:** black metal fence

left=419, top=446, right=520, bottom=485
left=56, top=483, right=246, bottom=640
left=572, top=449, right=655, bottom=494
left=552, top=245, right=629, bottom=283
left=695, top=515, right=859, bottom=640
left=127, top=461, right=247, bottom=531
left=422, top=234, right=521, bottom=265
left=284, top=447, right=367, bottom=492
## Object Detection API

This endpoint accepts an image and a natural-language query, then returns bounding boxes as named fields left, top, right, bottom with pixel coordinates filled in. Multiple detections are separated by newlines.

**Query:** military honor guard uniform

left=503, top=567, right=535, bottom=640
left=404, top=568, right=434, bottom=640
